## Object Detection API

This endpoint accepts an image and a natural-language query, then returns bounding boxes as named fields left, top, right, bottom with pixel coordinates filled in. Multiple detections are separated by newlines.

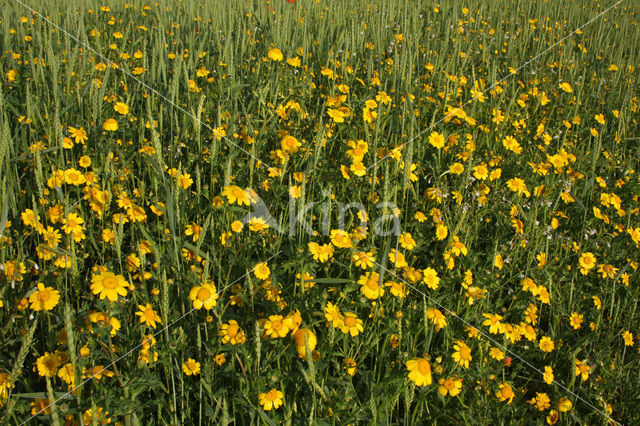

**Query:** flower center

left=343, top=316, right=356, bottom=327
left=102, top=277, right=119, bottom=289
left=38, top=291, right=51, bottom=302
left=197, top=288, right=212, bottom=301
left=366, top=279, right=378, bottom=291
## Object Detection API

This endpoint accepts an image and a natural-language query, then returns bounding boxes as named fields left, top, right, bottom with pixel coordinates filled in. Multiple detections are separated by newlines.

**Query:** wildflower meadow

left=1, top=0, right=639, bottom=424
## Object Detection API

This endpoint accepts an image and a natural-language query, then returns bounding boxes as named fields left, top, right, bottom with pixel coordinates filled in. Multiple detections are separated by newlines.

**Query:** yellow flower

left=496, top=383, right=515, bottom=404
left=177, top=173, right=193, bottom=189
left=437, top=377, right=462, bottom=397
left=57, top=363, right=75, bottom=387
left=0, top=373, right=13, bottom=408
left=358, top=272, right=384, bottom=299
left=539, top=336, right=555, bottom=353
left=68, top=126, right=88, bottom=145
left=79, top=155, right=92, bottom=168
left=452, top=340, right=472, bottom=368
left=113, top=102, right=129, bottom=115
left=267, top=48, right=283, bottom=61
left=135, top=303, right=162, bottom=329
left=281, top=135, right=301, bottom=153
left=352, top=250, right=375, bottom=269
left=293, top=328, right=317, bottom=359
left=428, top=131, right=445, bottom=149
left=36, top=352, right=60, bottom=377
left=330, top=229, right=353, bottom=248
left=324, top=302, right=343, bottom=328
left=557, top=397, right=572, bottom=412
left=219, top=320, right=246, bottom=345
left=559, top=82, right=573, bottom=93
left=340, top=312, right=363, bottom=336
left=28, top=283, right=60, bottom=311
left=578, top=252, right=596, bottom=275
left=189, top=282, right=219, bottom=310
left=254, top=262, right=271, bottom=280
left=103, top=118, right=118, bottom=131
left=472, top=164, right=489, bottom=180
left=422, top=267, right=440, bottom=290
left=405, top=357, right=432, bottom=386
left=543, top=366, right=554, bottom=385
left=62, top=213, right=84, bottom=235
left=221, top=185, right=250, bottom=206
left=182, top=358, right=200, bottom=376
left=263, top=315, right=292, bottom=338
left=90, top=271, right=129, bottom=302
left=529, top=392, right=551, bottom=411
left=259, top=389, right=284, bottom=411
left=83, top=407, right=111, bottom=425
left=569, top=312, right=583, bottom=329
left=575, top=359, right=591, bottom=381
left=286, top=56, right=301, bottom=67
left=309, top=242, right=335, bottom=263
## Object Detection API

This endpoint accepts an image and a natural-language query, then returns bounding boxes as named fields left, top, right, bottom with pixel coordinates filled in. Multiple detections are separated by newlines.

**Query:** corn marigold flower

left=426, top=308, right=447, bottom=331
left=308, top=242, right=334, bottom=263
left=330, top=229, right=353, bottom=248
left=539, top=336, right=555, bottom=353
left=267, top=48, right=283, bottom=61
left=219, top=320, right=246, bottom=345
left=422, top=267, right=440, bottom=290
left=428, top=131, right=445, bottom=149
left=91, top=271, right=129, bottom=302
left=569, top=312, right=583, bottom=329
left=437, top=377, right=462, bottom=397
left=575, top=359, right=591, bottom=381
left=578, top=252, right=596, bottom=275
left=324, top=302, right=343, bottom=328
left=222, top=185, right=250, bottom=206
left=68, top=126, right=88, bottom=145
left=263, top=315, right=293, bottom=338
left=452, top=340, right=472, bottom=368
left=113, top=102, right=129, bottom=115
left=496, top=383, right=515, bottom=404
left=182, top=358, right=200, bottom=376
left=352, top=250, right=375, bottom=269
left=135, top=303, right=162, bottom=329
left=62, top=213, right=84, bottom=235
left=177, top=173, right=193, bottom=189
left=557, top=397, right=572, bottom=412
left=293, top=328, right=317, bottom=358
left=28, top=283, right=60, bottom=311
left=340, top=312, right=363, bottom=336
left=543, top=366, right=554, bottom=385
left=529, top=392, right=551, bottom=411
left=358, top=272, right=384, bottom=299
left=259, top=389, right=284, bottom=411
left=189, top=282, right=219, bottom=310
left=405, top=357, right=432, bottom=386
left=103, top=118, right=118, bottom=131
left=35, top=352, right=61, bottom=377
left=398, top=232, right=416, bottom=250
left=253, top=262, right=271, bottom=280
left=559, top=82, right=573, bottom=93
left=83, top=407, right=111, bottom=425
